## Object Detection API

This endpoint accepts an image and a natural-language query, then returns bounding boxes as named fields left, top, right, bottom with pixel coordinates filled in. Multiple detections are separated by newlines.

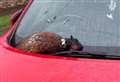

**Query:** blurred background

left=0, top=0, right=28, bottom=35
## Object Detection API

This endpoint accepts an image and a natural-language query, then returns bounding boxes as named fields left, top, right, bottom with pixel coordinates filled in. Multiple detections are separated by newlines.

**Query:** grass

left=0, top=15, right=10, bottom=35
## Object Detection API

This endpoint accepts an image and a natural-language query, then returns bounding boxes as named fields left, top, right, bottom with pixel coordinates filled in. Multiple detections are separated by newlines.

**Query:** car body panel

left=0, top=38, right=120, bottom=82
left=0, top=0, right=120, bottom=82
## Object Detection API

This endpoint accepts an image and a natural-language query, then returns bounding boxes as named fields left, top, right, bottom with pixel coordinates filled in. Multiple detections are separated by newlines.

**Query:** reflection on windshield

left=15, top=0, right=120, bottom=55
left=106, top=0, right=117, bottom=20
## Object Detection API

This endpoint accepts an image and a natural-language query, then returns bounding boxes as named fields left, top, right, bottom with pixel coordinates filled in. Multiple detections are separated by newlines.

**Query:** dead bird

left=16, top=32, right=83, bottom=54
left=65, top=35, right=83, bottom=51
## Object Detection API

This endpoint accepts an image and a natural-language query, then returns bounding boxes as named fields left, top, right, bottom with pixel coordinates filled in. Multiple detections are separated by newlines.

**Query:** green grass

left=0, top=15, right=10, bottom=35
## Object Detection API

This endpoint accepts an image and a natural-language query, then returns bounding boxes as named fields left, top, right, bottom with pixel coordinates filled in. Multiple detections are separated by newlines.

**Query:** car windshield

left=14, top=0, right=120, bottom=55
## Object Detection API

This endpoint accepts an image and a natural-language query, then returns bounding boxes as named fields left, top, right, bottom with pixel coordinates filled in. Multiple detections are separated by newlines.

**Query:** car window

left=14, top=0, right=120, bottom=51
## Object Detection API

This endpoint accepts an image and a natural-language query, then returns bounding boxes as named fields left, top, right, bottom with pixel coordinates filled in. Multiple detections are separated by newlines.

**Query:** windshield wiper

left=51, top=50, right=120, bottom=60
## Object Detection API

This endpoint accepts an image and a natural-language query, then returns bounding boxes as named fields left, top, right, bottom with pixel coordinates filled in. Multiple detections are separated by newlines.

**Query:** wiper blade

left=51, top=50, right=120, bottom=60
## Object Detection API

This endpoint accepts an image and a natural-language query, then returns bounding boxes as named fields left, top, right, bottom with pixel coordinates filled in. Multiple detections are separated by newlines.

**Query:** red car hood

left=0, top=36, right=120, bottom=82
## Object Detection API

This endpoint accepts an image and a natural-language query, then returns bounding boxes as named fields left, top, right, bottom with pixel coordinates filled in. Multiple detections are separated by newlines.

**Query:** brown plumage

left=16, top=32, right=83, bottom=54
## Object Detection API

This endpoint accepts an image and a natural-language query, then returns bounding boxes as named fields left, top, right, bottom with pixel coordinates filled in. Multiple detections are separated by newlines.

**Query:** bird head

left=62, top=35, right=83, bottom=51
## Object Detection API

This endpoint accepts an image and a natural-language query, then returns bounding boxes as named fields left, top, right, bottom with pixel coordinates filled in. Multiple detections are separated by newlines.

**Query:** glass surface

left=14, top=0, right=120, bottom=55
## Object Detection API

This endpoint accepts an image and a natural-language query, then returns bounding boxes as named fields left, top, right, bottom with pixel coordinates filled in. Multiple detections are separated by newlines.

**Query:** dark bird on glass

left=16, top=32, right=83, bottom=54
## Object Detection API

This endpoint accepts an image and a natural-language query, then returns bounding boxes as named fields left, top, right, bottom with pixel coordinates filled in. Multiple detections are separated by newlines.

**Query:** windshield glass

left=14, top=0, right=120, bottom=55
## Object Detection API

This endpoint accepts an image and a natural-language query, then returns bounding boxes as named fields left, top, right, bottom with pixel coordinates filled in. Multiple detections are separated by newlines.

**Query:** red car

left=0, top=0, right=120, bottom=82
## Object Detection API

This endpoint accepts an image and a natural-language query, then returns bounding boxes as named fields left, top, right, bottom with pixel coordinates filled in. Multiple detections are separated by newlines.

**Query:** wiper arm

left=51, top=50, right=120, bottom=60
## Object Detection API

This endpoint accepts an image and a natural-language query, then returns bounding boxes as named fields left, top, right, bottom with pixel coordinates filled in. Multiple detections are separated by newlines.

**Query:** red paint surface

left=1, top=36, right=120, bottom=82
left=0, top=0, right=120, bottom=82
